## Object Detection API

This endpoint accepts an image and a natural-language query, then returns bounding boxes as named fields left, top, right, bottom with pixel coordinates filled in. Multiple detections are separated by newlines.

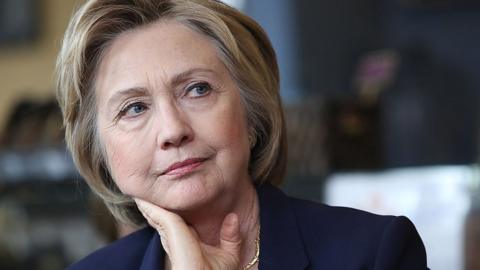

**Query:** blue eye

left=186, top=82, right=212, bottom=98
left=120, top=102, right=148, bottom=118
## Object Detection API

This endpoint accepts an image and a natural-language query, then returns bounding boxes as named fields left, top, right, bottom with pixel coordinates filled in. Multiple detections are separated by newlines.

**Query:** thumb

left=219, top=213, right=242, bottom=257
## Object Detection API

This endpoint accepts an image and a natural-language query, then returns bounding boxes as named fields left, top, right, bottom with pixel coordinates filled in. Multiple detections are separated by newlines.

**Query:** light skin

left=95, top=19, right=259, bottom=270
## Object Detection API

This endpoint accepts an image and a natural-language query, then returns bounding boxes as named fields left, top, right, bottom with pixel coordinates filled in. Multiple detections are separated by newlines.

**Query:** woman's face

left=95, top=20, right=251, bottom=211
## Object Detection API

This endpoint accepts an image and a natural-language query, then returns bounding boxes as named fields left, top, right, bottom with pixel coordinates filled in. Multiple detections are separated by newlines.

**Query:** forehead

left=95, top=19, right=226, bottom=94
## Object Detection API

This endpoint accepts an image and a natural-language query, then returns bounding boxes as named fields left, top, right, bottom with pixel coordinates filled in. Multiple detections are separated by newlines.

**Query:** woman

left=56, top=0, right=429, bottom=269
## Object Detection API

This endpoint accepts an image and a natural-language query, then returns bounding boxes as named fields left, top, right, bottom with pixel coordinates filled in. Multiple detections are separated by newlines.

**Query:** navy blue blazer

left=68, top=183, right=429, bottom=269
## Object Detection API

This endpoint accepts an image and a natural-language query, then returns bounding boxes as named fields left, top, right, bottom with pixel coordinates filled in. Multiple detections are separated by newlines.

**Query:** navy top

left=68, top=183, right=429, bottom=270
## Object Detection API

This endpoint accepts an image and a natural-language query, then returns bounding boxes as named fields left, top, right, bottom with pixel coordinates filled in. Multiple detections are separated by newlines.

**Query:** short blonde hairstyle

left=56, top=0, right=286, bottom=226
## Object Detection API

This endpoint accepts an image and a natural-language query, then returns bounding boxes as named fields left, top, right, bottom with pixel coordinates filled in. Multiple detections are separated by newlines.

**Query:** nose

left=156, top=104, right=194, bottom=150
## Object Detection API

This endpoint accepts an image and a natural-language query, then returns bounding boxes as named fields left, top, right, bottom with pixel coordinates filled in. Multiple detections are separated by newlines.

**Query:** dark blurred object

left=0, top=100, right=77, bottom=183
left=380, top=46, right=477, bottom=167
left=0, top=0, right=39, bottom=45
left=381, top=0, right=480, bottom=167
left=322, top=49, right=395, bottom=172
left=0, top=179, right=89, bottom=215
left=323, top=48, right=393, bottom=172
left=295, top=0, right=383, bottom=97
left=24, top=244, right=66, bottom=270
left=0, top=100, right=64, bottom=148
left=326, top=99, right=383, bottom=171
left=0, top=244, right=22, bottom=270
left=397, top=0, right=480, bottom=9
left=282, top=97, right=327, bottom=201
left=285, top=97, right=327, bottom=177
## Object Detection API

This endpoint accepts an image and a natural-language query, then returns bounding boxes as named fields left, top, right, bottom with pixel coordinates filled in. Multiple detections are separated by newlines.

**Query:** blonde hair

left=56, top=0, right=286, bottom=226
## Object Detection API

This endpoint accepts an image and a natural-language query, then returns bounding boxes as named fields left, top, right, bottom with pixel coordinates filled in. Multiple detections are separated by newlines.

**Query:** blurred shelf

left=0, top=147, right=79, bottom=184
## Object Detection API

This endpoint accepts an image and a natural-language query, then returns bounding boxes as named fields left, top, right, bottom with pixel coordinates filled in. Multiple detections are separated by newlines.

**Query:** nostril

left=180, top=134, right=191, bottom=144
left=161, top=134, right=192, bottom=149
left=162, top=141, right=172, bottom=148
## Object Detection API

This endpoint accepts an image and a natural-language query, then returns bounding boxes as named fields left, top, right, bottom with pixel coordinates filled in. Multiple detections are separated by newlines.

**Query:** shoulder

left=290, top=197, right=396, bottom=238
left=67, top=226, right=156, bottom=270
left=288, top=197, right=428, bottom=269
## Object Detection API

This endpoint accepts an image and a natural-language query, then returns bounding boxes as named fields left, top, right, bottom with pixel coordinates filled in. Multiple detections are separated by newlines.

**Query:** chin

left=155, top=177, right=221, bottom=211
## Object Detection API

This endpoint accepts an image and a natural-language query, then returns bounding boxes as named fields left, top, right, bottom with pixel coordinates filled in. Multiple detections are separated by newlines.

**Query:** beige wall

left=0, top=0, right=78, bottom=132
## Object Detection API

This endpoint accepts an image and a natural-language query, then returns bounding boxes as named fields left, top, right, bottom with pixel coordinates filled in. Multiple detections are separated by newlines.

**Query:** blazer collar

left=139, top=230, right=165, bottom=270
left=139, top=183, right=310, bottom=270
left=257, top=183, right=310, bottom=270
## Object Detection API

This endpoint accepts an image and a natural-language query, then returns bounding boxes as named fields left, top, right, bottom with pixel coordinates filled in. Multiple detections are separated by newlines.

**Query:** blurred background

left=1, top=0, right=480, bottom=269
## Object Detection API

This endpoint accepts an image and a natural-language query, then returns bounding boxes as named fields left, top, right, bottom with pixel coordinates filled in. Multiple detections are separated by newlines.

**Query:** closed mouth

left=161, top=157, right=209, bottom=176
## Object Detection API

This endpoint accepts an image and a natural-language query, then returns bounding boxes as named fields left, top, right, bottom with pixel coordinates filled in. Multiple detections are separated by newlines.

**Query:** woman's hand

left=135, top=198, right=243, bottom=270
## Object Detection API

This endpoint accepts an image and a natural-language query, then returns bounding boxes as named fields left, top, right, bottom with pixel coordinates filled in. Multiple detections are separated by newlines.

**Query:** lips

left=161, top=157, right=208, bottom=176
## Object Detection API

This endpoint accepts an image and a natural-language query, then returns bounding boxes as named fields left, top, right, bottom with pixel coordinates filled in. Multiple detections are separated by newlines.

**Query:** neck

left=174, top=179, right=260, bottom=268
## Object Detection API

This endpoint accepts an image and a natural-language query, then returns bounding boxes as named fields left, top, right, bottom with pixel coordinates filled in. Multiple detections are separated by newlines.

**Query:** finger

left=219, top=213, right=242, bottom=258
left=135, top=198, right=181, bottom=225
left=134, top=198, right=187, bottom=240
left=135, top=200, right=171, bottom=252
left=134, top=198, right=204, bottom=268
left=142, top=214, right=171, bottom=254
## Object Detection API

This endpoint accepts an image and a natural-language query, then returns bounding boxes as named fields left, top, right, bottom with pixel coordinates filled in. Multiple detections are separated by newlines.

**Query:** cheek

left=200, top=101, right=250, bottom=169
left=207, top=102, right=248, bottom=147
left=99, top=126, right=155, bottom=195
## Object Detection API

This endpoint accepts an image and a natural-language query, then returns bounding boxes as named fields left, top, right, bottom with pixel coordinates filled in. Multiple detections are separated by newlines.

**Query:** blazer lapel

left=257, top=183, right=310, bottom=270
left=139, top=232, right=165, bottom=270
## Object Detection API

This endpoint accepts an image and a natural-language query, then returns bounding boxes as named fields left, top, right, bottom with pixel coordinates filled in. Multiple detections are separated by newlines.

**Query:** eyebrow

left=106, top=86, right=149, bottom=110
left=106, top=67, right=218, bottom=108
left=171, top=67, right=218, bottom=86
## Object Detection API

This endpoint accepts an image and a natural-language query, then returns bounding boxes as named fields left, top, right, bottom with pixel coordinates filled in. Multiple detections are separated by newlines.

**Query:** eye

left=185, top=82, right=212, bottom=98
left=118, top=101, right=148, bottom=119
